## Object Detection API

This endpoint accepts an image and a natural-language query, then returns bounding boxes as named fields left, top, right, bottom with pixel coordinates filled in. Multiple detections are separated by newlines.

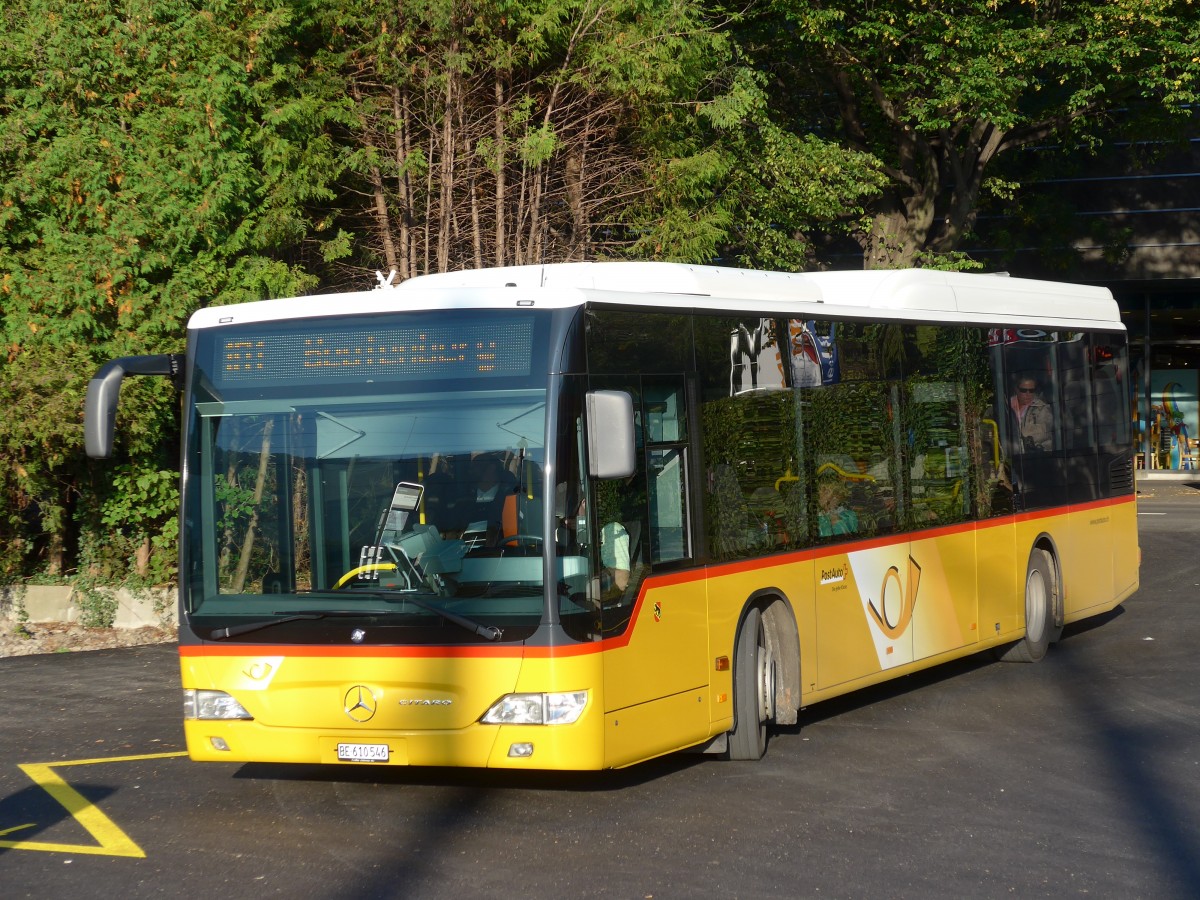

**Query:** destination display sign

left=213, top=315, right=535, bottom=386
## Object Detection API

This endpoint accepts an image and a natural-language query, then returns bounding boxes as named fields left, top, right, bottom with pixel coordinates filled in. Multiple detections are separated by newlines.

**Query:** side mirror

left=586, top=390, right=636, bottom=479
left=84, top=354, right=180, bottom=458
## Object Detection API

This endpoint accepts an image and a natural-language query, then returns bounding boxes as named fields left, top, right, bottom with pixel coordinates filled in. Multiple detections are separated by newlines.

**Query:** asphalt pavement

left=2, top=486, right=1198, bottom=898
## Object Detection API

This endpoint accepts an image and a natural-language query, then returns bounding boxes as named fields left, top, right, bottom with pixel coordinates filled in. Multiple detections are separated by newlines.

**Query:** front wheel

left=728, top=608, right=775, bottom=760
left=999, top=548, right=1058, bottom=663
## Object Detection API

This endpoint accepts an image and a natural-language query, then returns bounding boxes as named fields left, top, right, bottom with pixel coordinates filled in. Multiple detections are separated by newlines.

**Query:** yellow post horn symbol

left=867, top=556, right=922, bottom=640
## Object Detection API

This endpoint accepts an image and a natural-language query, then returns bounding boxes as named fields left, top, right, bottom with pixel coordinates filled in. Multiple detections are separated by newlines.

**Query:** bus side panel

left=909, top=527, right=980, bottom=660
left=701, top=558, right=816, bottom=730
left=1063, top=505, right=1115, bottom=617
left=603, top=688, right=710, bottom=767
left=816, top=530, right=981, bottom=693
left=1059, top=497, right=1138, bottom=621
left=1111, top=497, right=1140, bottom=602
left=816, top=528, right=984, bottom=696
left=815, top=545, right=907, bottom=690
left=977, top=517, right=1020, bottom=643
left=601, top=578, right=711, bottom=768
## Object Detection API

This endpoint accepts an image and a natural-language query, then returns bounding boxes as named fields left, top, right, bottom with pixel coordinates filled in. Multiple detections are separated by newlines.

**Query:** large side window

left=695, top=315, right=800, bottom=561
left=1093, top=336, right=1132, bottom=451
left=902, top=325, right=990, bottom=528
left=799, top=320, right=900, bottom=544
left=1092, top=335, right=1134, bottom=496
left=1000, top=328, right=1067, bottom=509
left=643, top=378, right=691, bottom=564
left=1058, top=334, right=1101, bottom=502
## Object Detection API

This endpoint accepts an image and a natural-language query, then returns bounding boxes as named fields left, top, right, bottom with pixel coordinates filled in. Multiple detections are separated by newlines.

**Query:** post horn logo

left=343, top=685, right=378, bottom=723
left=867, top=555, right=922, bottom=640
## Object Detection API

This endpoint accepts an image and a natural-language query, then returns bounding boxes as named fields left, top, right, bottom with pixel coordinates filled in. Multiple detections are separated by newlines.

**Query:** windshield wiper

left=209, top=609, right=396, bottom=640
left=208, top=598, right=502, bottom=642
left=347, top=591, right=503, bottom=641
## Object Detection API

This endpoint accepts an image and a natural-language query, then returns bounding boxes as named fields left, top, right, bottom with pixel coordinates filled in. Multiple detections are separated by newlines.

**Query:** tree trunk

left=861, top=130, right=940, bottom=268
left=436, top=60, right=456, bottom=273
left=493, top=75, right=507, bottom=267
left=391, top=84, right=413, bottom=279
left=369, top=163, right=399, bottom=273
left=231, top=419, right=275, bottom=594
left=564, top=148, right=585, bottom=257
left=46, top=533, right=64, bottom=577
left=135, top=536, right=151, bottom=577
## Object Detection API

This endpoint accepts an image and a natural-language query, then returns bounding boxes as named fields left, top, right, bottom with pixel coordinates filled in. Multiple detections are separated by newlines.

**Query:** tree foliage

left=319, top=0, right=739, bottom=275
left=0, top=0, right=1195, bottom=584
left=744, top=0, right=1200, bottom=268
left=0, top=0, right=344, bottom=579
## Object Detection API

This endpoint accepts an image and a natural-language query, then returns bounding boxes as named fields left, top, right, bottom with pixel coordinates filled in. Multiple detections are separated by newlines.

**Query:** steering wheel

left=499, top=534, right=543, bottom=551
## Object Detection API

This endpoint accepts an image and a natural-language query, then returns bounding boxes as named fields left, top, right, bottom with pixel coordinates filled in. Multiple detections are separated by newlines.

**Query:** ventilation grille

left=1109, top=455, right=1134, bottom=493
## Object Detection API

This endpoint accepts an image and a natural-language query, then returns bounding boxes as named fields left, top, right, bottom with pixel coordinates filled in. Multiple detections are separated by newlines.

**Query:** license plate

left=337, top=742, right=389, bottom=762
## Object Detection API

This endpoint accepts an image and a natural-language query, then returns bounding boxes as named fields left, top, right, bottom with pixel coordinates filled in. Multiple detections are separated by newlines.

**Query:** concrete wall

left=0, top=585, right=178, bottom=629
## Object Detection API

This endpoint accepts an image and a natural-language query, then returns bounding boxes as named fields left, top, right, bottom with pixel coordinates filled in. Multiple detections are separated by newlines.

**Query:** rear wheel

left=729, top=608, right=775, bottom=760
left=999, top=548, right=1057, bottom=663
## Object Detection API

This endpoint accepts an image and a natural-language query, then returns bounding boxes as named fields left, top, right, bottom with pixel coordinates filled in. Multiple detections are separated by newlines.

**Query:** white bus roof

left=187, top=262, right=1122, bottom=331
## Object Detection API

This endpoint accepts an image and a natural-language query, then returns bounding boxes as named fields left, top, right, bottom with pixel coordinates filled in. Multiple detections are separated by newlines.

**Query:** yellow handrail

left=815, top=462, right=876, bottom=483
left=333, top=563, right=398, bottom=589
left=775, top=462, right=877, bottom=492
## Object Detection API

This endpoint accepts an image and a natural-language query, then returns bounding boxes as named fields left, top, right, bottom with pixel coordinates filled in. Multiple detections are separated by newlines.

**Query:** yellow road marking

left=0, top=751, right=187, bottom=857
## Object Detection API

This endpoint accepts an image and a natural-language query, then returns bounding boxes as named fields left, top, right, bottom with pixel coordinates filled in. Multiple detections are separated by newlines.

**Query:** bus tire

left=729, top=607, right=774, bottom=760
left=999, top=548, right=1057, bottom=663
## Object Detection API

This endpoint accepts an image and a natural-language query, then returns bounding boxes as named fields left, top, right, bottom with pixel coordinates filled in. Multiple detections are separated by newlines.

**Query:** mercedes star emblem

left=343, top=685, right=378, bottom=723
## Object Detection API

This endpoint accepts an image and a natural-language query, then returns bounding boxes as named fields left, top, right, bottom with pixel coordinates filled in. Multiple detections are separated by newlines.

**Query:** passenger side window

left=695, top=315, right=800, bottom=561
left=1000, top=328, right=1067, bottom=509
left=643, top=378, right=691, bottom=564
left=1093, top=338, right=1131, bottom=451
left=799, top=321, right=899, bottom=543
left=902, top=325, right=986, bottom=528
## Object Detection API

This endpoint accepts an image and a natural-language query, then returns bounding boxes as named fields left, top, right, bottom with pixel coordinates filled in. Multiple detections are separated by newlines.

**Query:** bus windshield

left=180, top=311, right=575, bottom=643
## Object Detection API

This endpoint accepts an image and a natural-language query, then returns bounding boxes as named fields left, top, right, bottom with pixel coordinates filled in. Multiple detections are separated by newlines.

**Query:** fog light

left=508, top=742, right=534, bottom=758
left=209, top=736, right=231, bottom=752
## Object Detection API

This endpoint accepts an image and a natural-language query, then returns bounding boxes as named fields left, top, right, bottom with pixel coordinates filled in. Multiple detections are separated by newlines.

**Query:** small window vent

left=1109, top=456, right=1134, bottom=493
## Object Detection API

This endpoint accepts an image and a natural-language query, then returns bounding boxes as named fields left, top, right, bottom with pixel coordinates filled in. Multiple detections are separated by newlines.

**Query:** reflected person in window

left=817, top=478, right=858, bottom=538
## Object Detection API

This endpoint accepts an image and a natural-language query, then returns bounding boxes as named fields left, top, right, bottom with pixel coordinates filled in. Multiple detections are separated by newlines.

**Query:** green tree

left=0, top=0, right=346, bottom=580
left=319, top=0, right=747, bottom=275
left=656, top=64, right=885, bottom=269
left=744, top=0, right=1200, bottom=268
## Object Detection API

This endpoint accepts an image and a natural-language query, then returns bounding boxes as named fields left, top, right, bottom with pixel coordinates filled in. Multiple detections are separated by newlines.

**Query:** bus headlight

left=184, top=689, right=253, bottom=720
left=481, top=691, right=588, bottom=726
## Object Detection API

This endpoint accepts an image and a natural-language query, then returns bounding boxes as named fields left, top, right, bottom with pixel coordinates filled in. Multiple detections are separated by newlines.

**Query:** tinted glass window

left=587, top=309, right=692, bottom=374
left=902, top=325, right=991, bottom=528
left=799, top=321, right=900, bottom=543
left=998, top=328, right=1067, bottom=509
left=695, top=315, right=800, bottom=561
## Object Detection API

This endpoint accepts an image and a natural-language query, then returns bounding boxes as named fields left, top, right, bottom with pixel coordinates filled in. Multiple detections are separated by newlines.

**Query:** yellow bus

left=85, top=263, right=1138, bottom=769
